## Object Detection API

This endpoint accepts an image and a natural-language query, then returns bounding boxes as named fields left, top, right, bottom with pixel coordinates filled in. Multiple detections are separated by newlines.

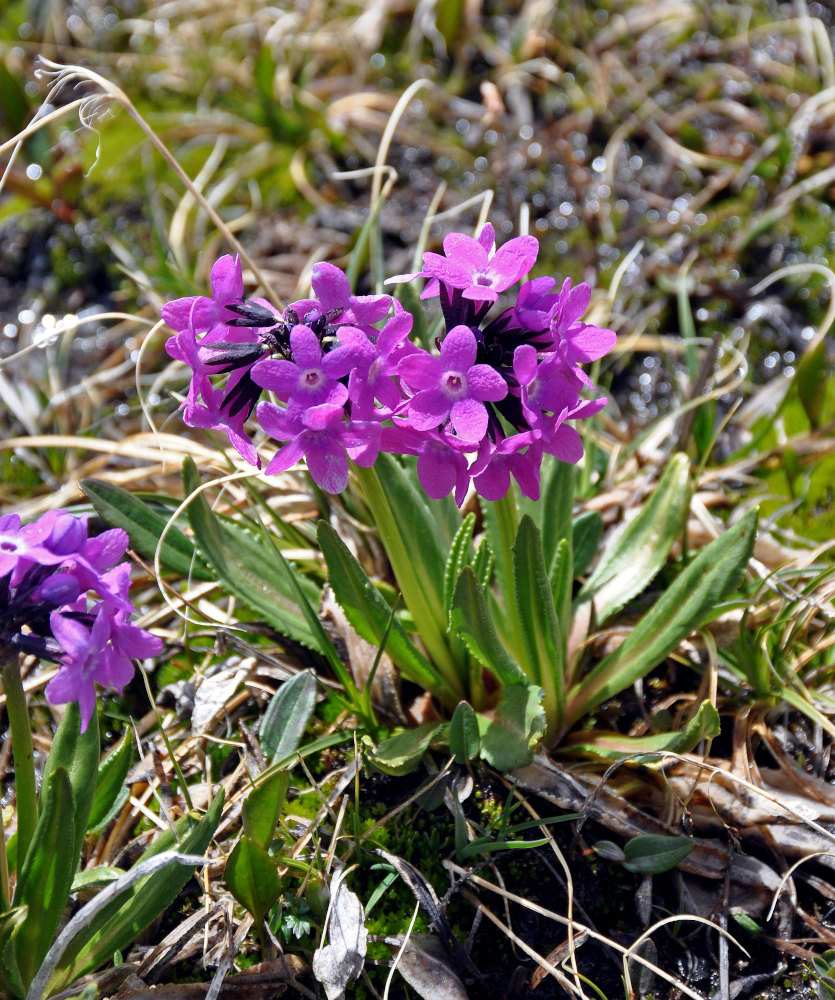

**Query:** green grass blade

left=565, top=509, right=757, bottom=731
left=576, top=453, right=691, bottom=624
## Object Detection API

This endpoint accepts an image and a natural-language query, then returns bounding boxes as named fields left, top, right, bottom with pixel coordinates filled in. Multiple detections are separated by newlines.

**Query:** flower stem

left=355, top=464, right=465, bottom=705
left=491, top=488, right=525, bottom=662
left=1, top=648, right=37, bottom=872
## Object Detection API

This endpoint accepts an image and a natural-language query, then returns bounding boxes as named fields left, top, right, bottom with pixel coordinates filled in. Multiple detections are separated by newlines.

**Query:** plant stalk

left=491, top=489, right=525, bottom=664
left=355, top=464, right=465, bottom=704
left=1, top=648, right=37, bottom=873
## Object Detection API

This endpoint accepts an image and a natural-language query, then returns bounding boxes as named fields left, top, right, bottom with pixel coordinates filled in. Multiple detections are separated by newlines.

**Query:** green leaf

left=39, top=703, right=99, bottom=886
left=796, top=337, right=827, bottom=430
left=448, top=702, right=480, bottom=764
left=226, top=836, right=281, bottom=923
left=565, top=509, right=757, bottom=729
left=259, top=670, right=318, bottom=764
left=70, top=867, right=126, bottom=895
left=539, top=457, right=575, bottom=574
left=81, top=479, right=211, bottom=580
left=88, top=730, right=133, bottom=832
left=182, top=457, right=322, bottom=650
left=572, top=511, right=602, bottom=577
left=478, top=684, right=546, bottom=771
left=45, top=790, right=224, bottom=991
left=472, top=538, right=494, bottom=591
left=13, top=767, right=76, bottom=985
left=243, top=771, right=291, bottom=849
left=443, top=513, right=476, bottom=615
left=450, top=567, right=527, bottom=687
left=576, top=453, right=691, bottom=624
left=592, top=840, right=626, bottom=862
left=0, top=907, right=26, bottom=999
left=369, top=723, right=441, bottom=776
left=318, top=522, right=452, bottom=701
left=622, top=834, right=693, bottom=874
left=561, top=700, right=721, bottom=761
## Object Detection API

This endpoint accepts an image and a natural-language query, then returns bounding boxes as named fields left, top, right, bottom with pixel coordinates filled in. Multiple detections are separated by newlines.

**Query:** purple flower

left=292, top=261, right=391, bottom=327
left=46, top=604, right=162, bottom=732
left=513, top=345, right=582, bottom=430
left=251, top=324, right=352, bottom=408
left=398, top=325, right=508, bottom=442
left=257, top=401, right=380, bottom=494
left=1, top=510, right=162, bottom=733
left=183, top=374, right=262, bottom=468
left=340, top=305, right=416, bottom=419
left=390, top=224, right=539, bottom=305
left=382, top=423, right=472, bottom=507
left=162, top=255, right=246, bottom=339
left=470, top=433, right=543, bottom=502
left=549, top=279, right=617, bottom=386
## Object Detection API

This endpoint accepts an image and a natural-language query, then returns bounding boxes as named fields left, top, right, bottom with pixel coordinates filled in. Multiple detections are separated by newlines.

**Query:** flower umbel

left=0, top=511, right=162, bottom=731
left=162, top=223, right=616, bottom=503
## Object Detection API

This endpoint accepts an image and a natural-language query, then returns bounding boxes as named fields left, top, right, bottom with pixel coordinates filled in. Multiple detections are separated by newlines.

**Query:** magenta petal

left=251, top=358, right=300, bottom=397
left=398, top=351, right=442, bottom=390
left=409, top=389, right=451, bottom=430
left=210, top=255, right=243, bottom=301
left=307, top=439, right=349, bottom=493
left=489, top=235, right=539, bottom=286
left=93, top=646, right=133, bottom=690
left=477, top=223, right=495, bottom=253
left=257, top=400, right=298, bottom=440
left=449, top=397, right=488, bottom=441
left=467, top=364, right=508, bottom=402
left=561, top=282, right=592, bottom=325
left=513, top=344, right=538, bottom=384
left=264, top=436, right=307, bottom=475
left=569, top=325, right=617, bottom=362
left=311, top=261, right=351, bottom=304
left=442, top=233, right=488, bottom=268
left=546, top=423, right=584, bottom=463
left=439, top=326, right=477, bottom=372
left=289, top=326, right=322, bottom=369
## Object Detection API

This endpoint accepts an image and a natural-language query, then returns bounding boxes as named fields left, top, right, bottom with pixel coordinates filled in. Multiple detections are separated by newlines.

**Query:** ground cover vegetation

left=1, top=1, right=835, bottom=998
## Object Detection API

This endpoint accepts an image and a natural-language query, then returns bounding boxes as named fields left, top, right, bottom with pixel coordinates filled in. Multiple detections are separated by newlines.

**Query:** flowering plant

left=162, top=223, right=615, bottom=503
left=0, top=510, right=220, bottom=1000
left=155, top=222, right=755, bottom=771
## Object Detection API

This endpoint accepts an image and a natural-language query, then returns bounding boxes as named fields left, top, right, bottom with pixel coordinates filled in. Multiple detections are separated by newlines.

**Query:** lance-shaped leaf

left=13, top=766, right=76, bottom=987
left=182, top=457, right=322, bottom=650
left=369, top=723, right=441, bottom=776
left=622, top=835, right=694, bottom=874
left=312, top=875, right=368, bottom=1000
left=43, top=789, right=224, bottom=991
left=81, top=479, right=212, bottom=580
left=449, top=702, right=480, bottom=764
left=576, top=453, right=691, bottom=624
left=226, top=836, right=281, bottom=924
left=572, top=510, right=603, bottom=577
left=38, top=703, right=99, bottom=871
left=450, top=568, right=526, bottom=687
left=243, top=771, right=291, bottom=849
left=565, top=509, right=757, bottom=730
left=478, top=683, right=546, bottom=771
left=88, top=729, right=133, bottom=832
left=560, top=700, right=720, bottom=761
left=318, top=522, right=454, bottom=702
left=260, top=670, right=317, bottom=764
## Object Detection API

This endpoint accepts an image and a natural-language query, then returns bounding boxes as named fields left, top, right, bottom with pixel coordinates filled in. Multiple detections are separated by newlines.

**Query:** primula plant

left=0, top=511, right=221, bottom=999
left=146, top=222, right=756, bottom=770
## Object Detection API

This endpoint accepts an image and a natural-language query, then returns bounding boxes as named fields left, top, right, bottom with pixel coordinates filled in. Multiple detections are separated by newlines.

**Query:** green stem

left=1, top=650, right=37, bottom=873
left=355, top=464, right=464, bottom=704
left=492, top=489, right=525, bottom=662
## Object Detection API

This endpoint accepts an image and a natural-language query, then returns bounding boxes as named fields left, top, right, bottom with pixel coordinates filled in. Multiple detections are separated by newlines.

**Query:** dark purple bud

left=48, top=514, right=86, bottom=555
left=36, top=572, right=81, bottom=606
left=226, top=301, right=282, bottom=327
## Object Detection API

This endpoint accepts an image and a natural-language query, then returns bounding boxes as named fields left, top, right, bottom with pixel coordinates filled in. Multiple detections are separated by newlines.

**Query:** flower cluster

left=163, top=224, right=616, bottom=503
left=0, top=510, right=162, bottom=730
